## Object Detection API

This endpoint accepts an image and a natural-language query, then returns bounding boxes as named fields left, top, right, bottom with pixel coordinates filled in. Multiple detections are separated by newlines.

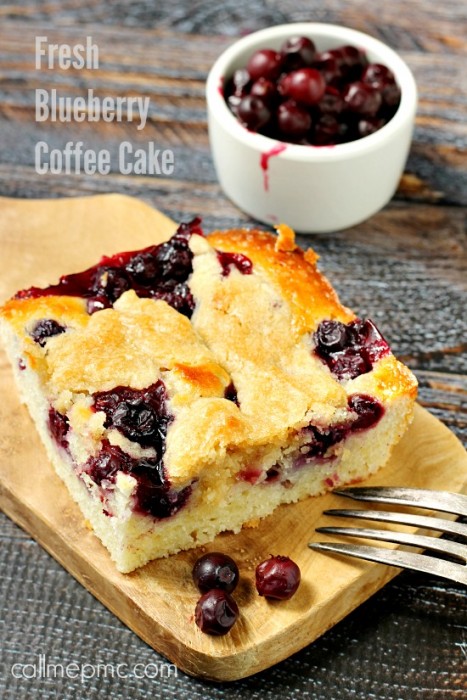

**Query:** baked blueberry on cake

left=0, top=219, right=417, bottom=572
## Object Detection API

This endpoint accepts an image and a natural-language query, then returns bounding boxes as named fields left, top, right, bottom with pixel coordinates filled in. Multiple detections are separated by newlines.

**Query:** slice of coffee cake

left=0, top=219, right=417, bottom=572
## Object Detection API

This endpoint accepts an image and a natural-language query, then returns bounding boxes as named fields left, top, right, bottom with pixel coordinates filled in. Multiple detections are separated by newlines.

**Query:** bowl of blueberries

left=206, top=23, right=417, bottom=233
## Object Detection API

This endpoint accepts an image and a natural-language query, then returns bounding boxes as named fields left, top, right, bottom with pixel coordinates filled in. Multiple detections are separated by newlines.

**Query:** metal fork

left=308, top=487, right=467, bottom=585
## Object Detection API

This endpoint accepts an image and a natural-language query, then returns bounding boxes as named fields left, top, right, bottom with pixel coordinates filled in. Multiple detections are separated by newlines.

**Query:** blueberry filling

left=88, top=381, right=192, bottom=518
left=242, top=389, right=383, bottom=482
left=125, top=250, right=161, bottom=284
left=295, top=393, right=383, bottom=466
left=348, top=393, right=384, bottom=431
left=30, top=319, right=66, bottom=347
left=295, top=424, right=347, bottom=465
left=314, top=318, right=390, bottom=380
left=217, top=251, right=253, bottom=277
left=15, top=218, right=203, bottom=319
left=265, top=467, right=280, bottom=482
left=224, top=382, right=239, bottom=405
left=48, top=407, right=70, bottom=451
left=93, top=381, right=170, bottom=453
left=90, top=266, right=131, bottom=303
left=84, top=440, right=193, bottom=519
left=148, top=280, right=195, bottom=317
left=242, top=393, right=383, bottom=481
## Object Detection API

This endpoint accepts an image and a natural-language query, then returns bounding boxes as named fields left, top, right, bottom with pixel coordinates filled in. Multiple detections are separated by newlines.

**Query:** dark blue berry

left=193, top=552, right=239, bottom=593
left=30, top=319, right=65, bottom=346
left=195, top=589, right=239, bottom=635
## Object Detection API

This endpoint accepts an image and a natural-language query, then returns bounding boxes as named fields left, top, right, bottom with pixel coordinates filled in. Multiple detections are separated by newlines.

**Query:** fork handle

left=335, top=487, right=467, bottom=517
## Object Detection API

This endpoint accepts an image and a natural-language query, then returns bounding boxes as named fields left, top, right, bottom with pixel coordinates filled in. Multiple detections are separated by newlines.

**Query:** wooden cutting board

left=0, top=194, right=466, bottom=682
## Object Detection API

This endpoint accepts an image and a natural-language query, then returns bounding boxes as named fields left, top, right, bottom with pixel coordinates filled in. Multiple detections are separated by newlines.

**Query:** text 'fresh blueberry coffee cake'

left=0, top=220, right=417, bottom=572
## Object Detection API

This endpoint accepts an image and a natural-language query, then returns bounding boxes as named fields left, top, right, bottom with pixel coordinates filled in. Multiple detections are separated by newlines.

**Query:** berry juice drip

left=16, top=218, right=204, bottom=319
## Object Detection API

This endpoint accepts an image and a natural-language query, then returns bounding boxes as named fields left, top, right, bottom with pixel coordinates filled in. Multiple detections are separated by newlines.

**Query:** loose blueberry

left=227, top=93, right=242, bottom=114
left=326, top=48, right=348, bottom=72
left=223, top=38, right=400, bottom=145
left=382, top=81, right=401, bottom=108
left=195, top=589, right=239, bottom=635
left=193, top=552, right=239, bottom=593
left=339, top=45, right=368, bottom=78
left=255, top=555, right=301, bottom=600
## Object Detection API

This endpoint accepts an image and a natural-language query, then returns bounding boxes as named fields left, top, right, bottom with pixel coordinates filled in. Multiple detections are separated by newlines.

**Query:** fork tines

left=309, top=487, right=467, bottom=585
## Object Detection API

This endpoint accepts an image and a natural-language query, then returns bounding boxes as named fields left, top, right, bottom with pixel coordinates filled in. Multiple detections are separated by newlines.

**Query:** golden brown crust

left=274, top=223, right=297, bottom=253
left=365, top=355, right=418, bottom=401
left=207, top=228, right=355, bottom=336
left=1, top=295, right=89, bottom=331
left=43, top=291, right=231, bottom=396
left=171, top=362, right=230, bottom=396
left=0, top=225, right=417, bottom=487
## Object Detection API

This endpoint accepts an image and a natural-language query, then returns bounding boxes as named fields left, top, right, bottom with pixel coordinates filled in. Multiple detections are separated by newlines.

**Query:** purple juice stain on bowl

left=260, top=142, right=288, bottom=191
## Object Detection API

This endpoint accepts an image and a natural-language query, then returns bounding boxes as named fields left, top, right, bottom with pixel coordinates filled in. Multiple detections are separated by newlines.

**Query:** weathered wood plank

left=0, top=0, right=465, bottom=56
left=0, top=22, right=465, bottom=205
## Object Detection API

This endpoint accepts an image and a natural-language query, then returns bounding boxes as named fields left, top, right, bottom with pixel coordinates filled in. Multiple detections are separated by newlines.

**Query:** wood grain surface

left=0, top=1, right=466, bottom=698
left=1, top=194, right=465, bottom=682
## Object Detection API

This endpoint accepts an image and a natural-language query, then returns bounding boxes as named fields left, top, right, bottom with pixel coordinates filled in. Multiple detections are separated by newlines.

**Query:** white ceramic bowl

left=206, top=23, right=417, bottom=233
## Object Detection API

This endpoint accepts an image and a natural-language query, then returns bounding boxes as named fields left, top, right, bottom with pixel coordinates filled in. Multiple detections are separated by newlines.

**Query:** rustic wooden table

left=0, top=2, right=466, bottom=698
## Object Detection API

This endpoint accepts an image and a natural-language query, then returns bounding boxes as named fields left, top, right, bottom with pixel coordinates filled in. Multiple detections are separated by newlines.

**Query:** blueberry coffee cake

left=0, top=219, right=417, bottom=572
